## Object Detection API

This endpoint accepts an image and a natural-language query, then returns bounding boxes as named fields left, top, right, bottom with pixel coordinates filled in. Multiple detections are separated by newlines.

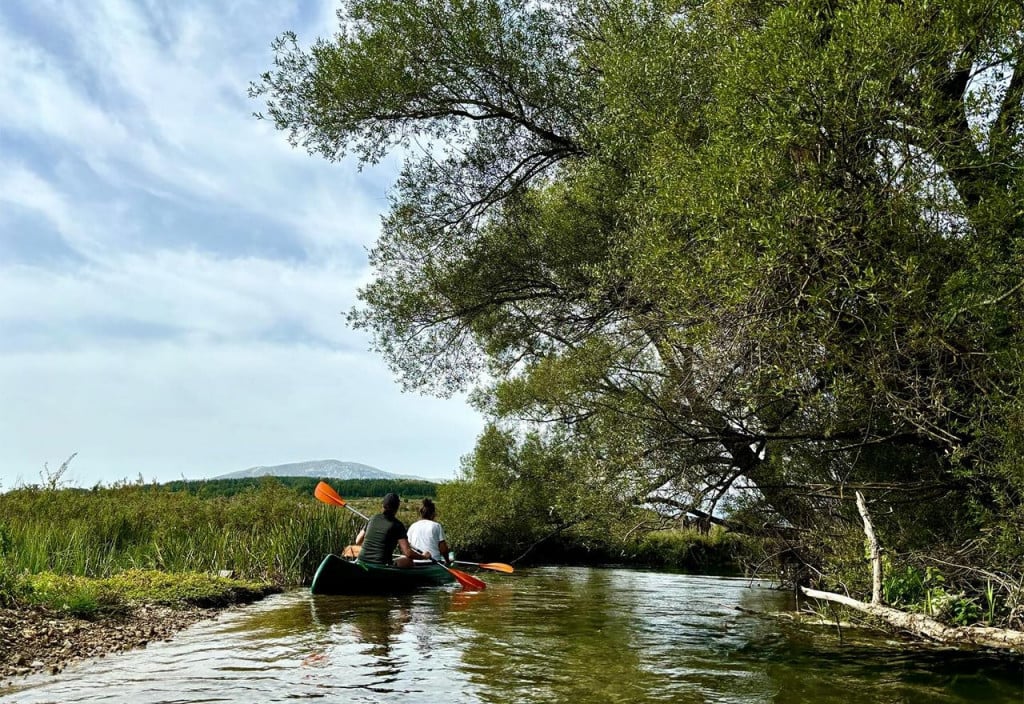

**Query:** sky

left=0, top=0, right=484, bottom=488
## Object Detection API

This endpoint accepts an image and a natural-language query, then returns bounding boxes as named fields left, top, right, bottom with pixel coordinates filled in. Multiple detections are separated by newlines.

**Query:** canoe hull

left=310, top=554, right=456, bottom=595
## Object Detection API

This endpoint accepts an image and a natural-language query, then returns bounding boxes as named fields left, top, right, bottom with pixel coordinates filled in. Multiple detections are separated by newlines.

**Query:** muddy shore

left=1, top=603, right=224, bottom=688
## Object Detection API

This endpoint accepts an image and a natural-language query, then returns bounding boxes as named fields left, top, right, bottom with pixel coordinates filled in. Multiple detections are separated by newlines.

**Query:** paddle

left=452, top=560, right=514, bottom=574
left=314, top=480, right=369, bottom=520
left=313, top=481, right=486, bottom=591
left=426, top=557, right=487, bottom=590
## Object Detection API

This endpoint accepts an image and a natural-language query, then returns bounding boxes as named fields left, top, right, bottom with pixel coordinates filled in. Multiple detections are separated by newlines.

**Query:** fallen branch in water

left=798, top=586, right=1024, bottom=652
left=800, top=491, right=1024, bottom=653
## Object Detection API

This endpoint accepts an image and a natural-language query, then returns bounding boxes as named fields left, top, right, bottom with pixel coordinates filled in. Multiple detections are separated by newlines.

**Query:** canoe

left=310, top=554, right=456, bottom=595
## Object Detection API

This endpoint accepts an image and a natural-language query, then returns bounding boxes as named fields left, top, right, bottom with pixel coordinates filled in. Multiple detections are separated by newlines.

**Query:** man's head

left=382, top=492, right=401, bottom=515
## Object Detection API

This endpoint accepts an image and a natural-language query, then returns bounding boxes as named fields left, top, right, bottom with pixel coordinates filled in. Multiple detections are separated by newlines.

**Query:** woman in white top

left=407, top=498, right=451, bottom=565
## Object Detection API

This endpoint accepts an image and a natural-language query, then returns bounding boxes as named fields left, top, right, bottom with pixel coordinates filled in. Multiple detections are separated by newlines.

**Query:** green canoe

left=310, top=554, right=457, bottom=595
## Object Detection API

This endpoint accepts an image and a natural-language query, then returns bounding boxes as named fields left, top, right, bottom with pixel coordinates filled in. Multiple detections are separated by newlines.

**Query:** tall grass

left=0, top=480, right=362, bottom=587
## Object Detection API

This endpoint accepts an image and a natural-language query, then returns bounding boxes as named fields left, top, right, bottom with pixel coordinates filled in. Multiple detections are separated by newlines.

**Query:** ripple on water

left=2, top=570, right=1021, bottom=704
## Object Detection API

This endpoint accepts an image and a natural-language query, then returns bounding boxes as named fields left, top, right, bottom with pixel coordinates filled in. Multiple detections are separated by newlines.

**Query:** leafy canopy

left=253, top=0, right=1024, bottom=578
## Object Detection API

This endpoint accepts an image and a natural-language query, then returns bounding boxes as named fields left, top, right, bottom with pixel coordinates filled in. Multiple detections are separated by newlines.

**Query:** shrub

left=0, top=563, right=30, bottom=608
left=630, top=529, right=752, bottom=571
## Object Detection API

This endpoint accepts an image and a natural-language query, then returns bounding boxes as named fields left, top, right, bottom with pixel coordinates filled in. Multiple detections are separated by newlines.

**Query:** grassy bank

left=1, top=567, right=276, bottom=616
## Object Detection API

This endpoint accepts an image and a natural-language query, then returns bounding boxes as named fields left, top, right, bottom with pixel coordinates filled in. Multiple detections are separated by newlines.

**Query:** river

left=2, top=567, right=1021, bottom=702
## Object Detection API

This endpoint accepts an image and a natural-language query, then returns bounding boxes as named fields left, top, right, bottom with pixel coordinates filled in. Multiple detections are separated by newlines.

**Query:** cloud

left=0, top=0, right=390, bottom=258
left=0, top=16, right=133, bottom=156
left=0, top=162, right=101, bottom=257
left=0, top=340, right=482, bottom=488
left=0, top=0, right=484, bottom=487
left=0, top=250, right=358, bottom=349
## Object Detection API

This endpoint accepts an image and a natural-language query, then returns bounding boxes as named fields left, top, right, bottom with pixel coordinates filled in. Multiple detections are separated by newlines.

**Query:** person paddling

left=353, top=492, right=431, bottom=568
left=407, top=498, right=451, bottom=566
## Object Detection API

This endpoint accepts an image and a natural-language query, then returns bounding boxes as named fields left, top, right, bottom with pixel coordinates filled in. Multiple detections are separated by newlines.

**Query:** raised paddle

left=314, top=481, right=369, bottom=519
left=452, top=560, right=514, bottom=574
left=313, top=481, right=486, bottom=591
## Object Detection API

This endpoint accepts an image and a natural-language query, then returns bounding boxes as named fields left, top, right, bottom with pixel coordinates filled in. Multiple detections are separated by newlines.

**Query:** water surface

left=3, top=567, right=1021, bottom=702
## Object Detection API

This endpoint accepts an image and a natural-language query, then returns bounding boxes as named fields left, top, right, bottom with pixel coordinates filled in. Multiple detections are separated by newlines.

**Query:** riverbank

left=1, top=602, right=219, bottom=684
left=0, top=570, right=280, bottom=688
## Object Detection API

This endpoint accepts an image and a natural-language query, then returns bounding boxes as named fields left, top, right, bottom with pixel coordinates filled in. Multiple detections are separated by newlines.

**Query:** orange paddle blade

left=314, top=481, right=347, bottom=507
left=443, top=564, right=487, bottom=591
left=452, top=560, right=515, bottom=573
left=315, top=482, right=372, bottom=521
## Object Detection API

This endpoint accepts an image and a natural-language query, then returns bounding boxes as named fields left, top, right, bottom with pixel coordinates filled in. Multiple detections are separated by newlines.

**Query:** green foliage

left=0, top=562, right=30, bottom=608
left=439, top=424, right=651, bottom=563
left=26, top=572, right=106, bottom=616
left=438, top=426, right=572, bottom=560
left=882, top=563, right=990, bottom=626
left=0, top=521, right=11, bottom=556
left=254, top=0, right=1024, bottom=626
left=629, top=529, right=755, bottom=572
left=882, top=564, right=939, bottom=608
left=984, top=581, right=1002, bottom=625
left=437, top=425, right=761, bottom=570
left=948, top=596, right=983, bottom=627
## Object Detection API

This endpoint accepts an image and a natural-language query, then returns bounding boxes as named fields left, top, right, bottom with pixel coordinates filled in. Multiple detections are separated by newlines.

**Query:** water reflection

left=2, top=567, right=1021, bottom=703
left=450, top=568, right=665, bottom=704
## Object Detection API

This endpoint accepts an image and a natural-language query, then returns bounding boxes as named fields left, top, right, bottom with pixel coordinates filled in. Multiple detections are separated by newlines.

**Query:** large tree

left=253, top=0, right=1024, bottom=586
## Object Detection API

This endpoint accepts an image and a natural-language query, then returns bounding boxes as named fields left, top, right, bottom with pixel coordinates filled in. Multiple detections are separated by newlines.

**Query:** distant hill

left=215, top=459, right=425, bottom=481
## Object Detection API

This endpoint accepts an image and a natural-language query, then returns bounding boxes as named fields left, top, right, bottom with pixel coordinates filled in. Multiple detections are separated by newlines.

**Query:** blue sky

left=0, top=0, right=482, bottom=487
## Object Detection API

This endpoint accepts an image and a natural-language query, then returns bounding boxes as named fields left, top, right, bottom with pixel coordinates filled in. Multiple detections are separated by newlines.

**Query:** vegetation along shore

left=0, top=474, right=757, bottom=683
left=9, top=467, right=1020, bottom=686
left=0, top=476, right=361, bottom=684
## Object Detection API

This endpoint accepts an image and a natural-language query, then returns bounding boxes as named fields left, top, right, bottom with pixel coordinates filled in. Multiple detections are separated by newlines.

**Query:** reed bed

left=0, top=481, right=362, bottom=588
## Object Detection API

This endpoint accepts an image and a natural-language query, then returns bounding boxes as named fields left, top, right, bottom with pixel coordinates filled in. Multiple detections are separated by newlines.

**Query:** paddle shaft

left=347, top=505, right=370, bottom=521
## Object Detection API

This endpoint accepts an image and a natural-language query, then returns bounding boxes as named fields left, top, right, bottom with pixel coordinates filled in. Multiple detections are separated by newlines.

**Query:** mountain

left=215, top=459, right=426, bottom=481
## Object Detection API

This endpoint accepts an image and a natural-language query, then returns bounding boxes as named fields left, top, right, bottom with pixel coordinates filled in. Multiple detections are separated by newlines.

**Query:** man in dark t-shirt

left=354, top=492, right=433, bottom=568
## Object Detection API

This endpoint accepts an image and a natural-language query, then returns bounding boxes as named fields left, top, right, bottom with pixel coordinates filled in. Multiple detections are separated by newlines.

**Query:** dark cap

left=382, top=492, right=401, bottom=513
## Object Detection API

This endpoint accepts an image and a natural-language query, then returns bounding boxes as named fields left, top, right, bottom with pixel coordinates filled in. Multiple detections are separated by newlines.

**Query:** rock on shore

left=0, top=603, right=218, bottom=686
